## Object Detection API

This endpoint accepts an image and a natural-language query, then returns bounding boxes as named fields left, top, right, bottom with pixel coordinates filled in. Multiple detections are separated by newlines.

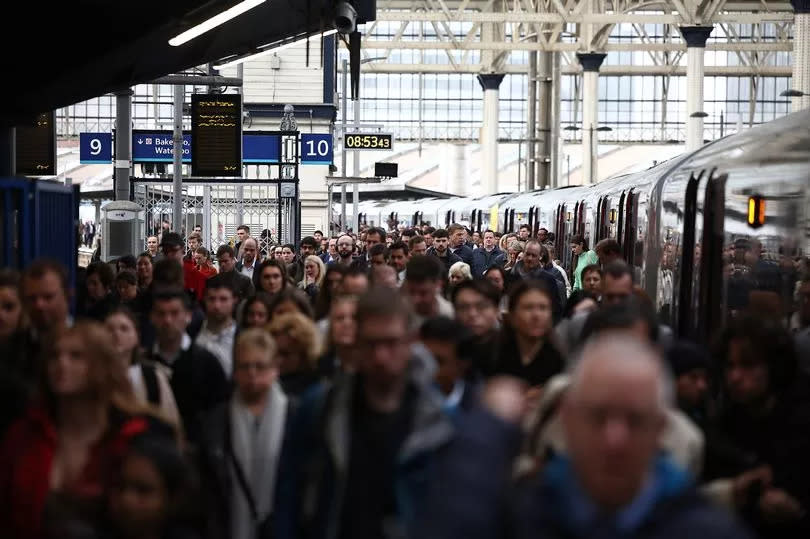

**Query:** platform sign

left=132, top=130, right=191, bottom=163
left=243, top=134, right=280, bottom=163
left=191, top=93, right=242, bottom=177
left=16, top=112, right=56, bottom=176
left=301, top=133, right=333, bottom=165
left=80, top=132, right=113, bottom=164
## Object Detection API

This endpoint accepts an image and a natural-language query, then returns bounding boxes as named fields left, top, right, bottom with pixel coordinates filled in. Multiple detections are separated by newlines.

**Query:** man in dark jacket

left=274, top=288, right=454, bottom=539
left=150, top=288, right=230, bottom=440
left=471, top=229, right=503, bottom=277
left=217, top=245, right=255, bottom=301
left=198, top=329, right=292, bottom=539
left=421, top=335, right=751, bottom=539
left=510, top=240, right=563, bottom=321
left=427, top=229, right=462, bottom=275
left=448, top=224, right=474, bottom=266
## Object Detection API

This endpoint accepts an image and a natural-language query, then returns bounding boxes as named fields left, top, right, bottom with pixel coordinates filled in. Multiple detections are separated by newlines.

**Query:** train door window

left=509, top=209, right=516, bottom=232
left=528, top=207, right=535, bottom=236
left=677, top=172, right=703, bottom=339
left=595, top=198, right=603, bottom=241
left=622, top=190, right=637, bottom=264
left=617, top=191, right=626, bottom=247
left=577, top=200, right=587, bottom=244
left=697, top=172, right=727, bottom=345
left=599, top=197, right=610, bottom=241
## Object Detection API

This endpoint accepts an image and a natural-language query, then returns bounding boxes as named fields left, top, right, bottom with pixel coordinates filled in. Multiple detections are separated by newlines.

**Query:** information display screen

left=191, top=94, right=242, bottom=177
left=344, top=133, right=393, bottom=150
left=16, top=112, right=55, bottom=176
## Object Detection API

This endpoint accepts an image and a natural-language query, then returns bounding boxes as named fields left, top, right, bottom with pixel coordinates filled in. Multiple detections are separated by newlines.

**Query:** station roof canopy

left=3, top=0, right=335, bottom=126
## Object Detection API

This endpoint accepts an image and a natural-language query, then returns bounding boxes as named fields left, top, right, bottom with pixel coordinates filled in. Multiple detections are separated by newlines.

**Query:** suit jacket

left=220, top=269, right=256, bottom=300
left=450, top=244, right=474, bottom=266
left=426, top=248, right=463, bottom=276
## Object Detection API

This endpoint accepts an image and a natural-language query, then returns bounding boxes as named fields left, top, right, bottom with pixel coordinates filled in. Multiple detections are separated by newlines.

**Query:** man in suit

left=234, top=225, right=250, bottom=261
left=216, top=245, right=255, bottom=301
left=448, top=224, right=474, bottom=266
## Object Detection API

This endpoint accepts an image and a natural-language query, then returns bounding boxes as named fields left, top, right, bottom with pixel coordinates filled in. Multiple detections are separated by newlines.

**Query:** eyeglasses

left=234, top=362, right=273, bottom=372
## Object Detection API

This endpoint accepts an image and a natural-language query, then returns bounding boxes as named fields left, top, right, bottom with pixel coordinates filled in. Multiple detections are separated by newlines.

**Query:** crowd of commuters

left=0, top=220, right=808, bottom=539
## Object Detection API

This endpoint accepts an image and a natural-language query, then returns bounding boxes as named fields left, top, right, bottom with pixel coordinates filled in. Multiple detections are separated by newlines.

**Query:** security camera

left=334, top=1, right=357, bottom=34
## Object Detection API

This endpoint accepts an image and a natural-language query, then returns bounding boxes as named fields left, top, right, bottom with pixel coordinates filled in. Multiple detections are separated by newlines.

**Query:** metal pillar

left=235, top=64, right=244, bottom=227
left=172, top=84, right=184, bottom=234
left=549, top=50, right=561, bottom=188
left=680, top=26, right=713, bottom=151
left=526, top=46, right=537, bottom=192
left=340, top=59, right=348, bottom=232
left=203, top=186, right=212, bottom=249
left=114, top=89, right=132, bottom=201
left=792, top=1, right=810, bottom=111
left=537, top=52, right=552, bottom=189
left=477, top=74, right=505, bottom=195
left=353, top=87, right=360, bottom=232
left=577, top=53, right=606, bottom=184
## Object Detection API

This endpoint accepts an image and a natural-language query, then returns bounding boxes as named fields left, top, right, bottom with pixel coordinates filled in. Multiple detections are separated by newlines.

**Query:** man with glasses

left=332, top=234, right=356, bottom=267
left=275, top=288, right=454, bottom=539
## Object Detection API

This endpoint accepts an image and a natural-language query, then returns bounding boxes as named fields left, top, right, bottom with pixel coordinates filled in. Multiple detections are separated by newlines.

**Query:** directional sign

left=16, top=112, right=56, bottom=176
left=191, top=93, right=242, bottom=177
left=243, top=134, right=280, bottom=163
left=301, top=133, right=333, bottom=165
left=132, top=130, right=191, bottom=163
left=80, top=132, right=113, bottom=164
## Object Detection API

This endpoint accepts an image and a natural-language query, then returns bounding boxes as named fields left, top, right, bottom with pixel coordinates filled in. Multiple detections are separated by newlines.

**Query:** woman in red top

left=0, top=321, right=162, bottom=539
left=194, top=246, right=218, bottom=280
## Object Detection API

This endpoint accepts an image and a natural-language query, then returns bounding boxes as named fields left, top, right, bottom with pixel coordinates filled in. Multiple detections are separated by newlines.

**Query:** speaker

left=375, top=162, right=398, bottom=178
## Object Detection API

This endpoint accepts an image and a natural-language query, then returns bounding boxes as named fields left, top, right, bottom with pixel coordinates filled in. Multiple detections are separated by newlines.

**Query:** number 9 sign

left=80, top=132, right=113, bottom=164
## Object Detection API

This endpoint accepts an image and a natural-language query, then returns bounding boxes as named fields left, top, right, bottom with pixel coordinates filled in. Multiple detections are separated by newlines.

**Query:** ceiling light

left=213, top=29, right=338, bottom=69
left=169, top=0, right=266, bottom=47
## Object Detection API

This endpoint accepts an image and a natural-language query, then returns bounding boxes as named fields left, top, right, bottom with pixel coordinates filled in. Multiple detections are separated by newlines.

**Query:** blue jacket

left=420, top=407, right=751, bottom=539
left=471, top=247, right=503, bottom=277
left=273, top=351, right=454, bottom=539
left=451, top=244, right=474, bottom=266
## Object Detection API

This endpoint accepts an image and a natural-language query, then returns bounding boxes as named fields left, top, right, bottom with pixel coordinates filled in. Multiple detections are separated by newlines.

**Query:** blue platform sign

left=301, top=133, right=333, bottom=165
left=79, top=132, right=113, bottom=164
left=243, top=134, right=280, bottom=163
left=132, top=131, right=191, bottom=163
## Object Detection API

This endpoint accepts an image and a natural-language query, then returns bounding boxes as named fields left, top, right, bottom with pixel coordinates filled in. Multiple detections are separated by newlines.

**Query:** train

left=347, top=109, right=810, bottom=342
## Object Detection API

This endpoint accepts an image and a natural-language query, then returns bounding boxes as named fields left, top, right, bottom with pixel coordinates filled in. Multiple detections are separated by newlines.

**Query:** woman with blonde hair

left=267, top=312, right=323, bottom=399
left=298, top=254, right=326, bottom=304
left=0, top=321, right=174, bottom=539
left=448, top=261, right=473, bottom=286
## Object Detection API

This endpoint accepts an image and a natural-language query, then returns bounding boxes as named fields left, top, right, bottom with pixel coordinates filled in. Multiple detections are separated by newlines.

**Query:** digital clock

left=344, top=133, right=393, bottom=150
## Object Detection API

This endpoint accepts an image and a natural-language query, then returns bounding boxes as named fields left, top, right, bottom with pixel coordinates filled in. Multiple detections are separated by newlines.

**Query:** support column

left=172, top=84, right=184, bottom=234
left=477, top=73, right=504, bottom=195
left=114, top=89, right=132, bottom=201
left=526, top=48, right=537, bottom=192
left=792, top=1, right=810, bottom=112
left=537, top=52, right=553, bottom=189
left=680, top=26, right=713, bottom=151
left=550, top=50, right=561, bottom=188
left=577, top=53, right=606, bottom=184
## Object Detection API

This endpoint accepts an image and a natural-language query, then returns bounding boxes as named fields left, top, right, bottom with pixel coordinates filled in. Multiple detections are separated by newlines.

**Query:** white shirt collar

left=445, top=380, right=466, bottom=408
left=199, top=319, right=236, bottom=340
left=153, top=333, right=192, bottom=365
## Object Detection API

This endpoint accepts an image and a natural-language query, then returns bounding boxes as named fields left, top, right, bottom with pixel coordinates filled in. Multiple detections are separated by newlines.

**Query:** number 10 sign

left=301, top=134, right=333, bottom=166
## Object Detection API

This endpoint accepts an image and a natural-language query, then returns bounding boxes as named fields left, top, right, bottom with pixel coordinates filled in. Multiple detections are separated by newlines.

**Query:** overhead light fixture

left=213, top=29, right=338, bottom=69
left=596, top=126, right=613, bottom=132
left=780, top=89, right=809, bottom=97
left=169, top=0, right=267, bottom=47
left=690, top=111, right=709, bottom=118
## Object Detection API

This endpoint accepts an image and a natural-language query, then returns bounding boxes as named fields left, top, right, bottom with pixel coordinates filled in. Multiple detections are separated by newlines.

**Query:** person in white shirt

left=196, top=274, right=238, bottom=377
left=236, top=238, right=259, bottom=281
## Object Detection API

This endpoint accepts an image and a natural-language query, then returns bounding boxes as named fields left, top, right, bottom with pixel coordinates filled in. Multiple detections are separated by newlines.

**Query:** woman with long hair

left=240, top=292, right=274, bottom=330
left=255, top=259, right=289, bottom=297
left=0, top=322, right=173, bottom=539
left=570, top=234, right=599, bottom=291
left=318, top=294, right=358, bottom=377
left=105, top=307, right=180, bottom=426
left=313, top=264, right=348, bottom=321
left=298, top=255, right=326, bottom=304
left=486, top=280, right=565, bottom=395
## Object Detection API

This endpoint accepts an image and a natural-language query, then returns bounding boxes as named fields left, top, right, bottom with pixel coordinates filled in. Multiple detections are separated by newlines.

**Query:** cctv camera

left=334, top=1, right=357, bottom=34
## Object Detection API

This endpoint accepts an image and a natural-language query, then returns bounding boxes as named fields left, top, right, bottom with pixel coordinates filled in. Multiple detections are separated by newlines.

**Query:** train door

left=696, top=171, right=727, bottom=345
left=617, top=191, right=626, bottom=248
left=622, top=190, right=638, bottom=265
left=577, top=200, right=587, bottom=242
left=597, top=197, right=610, bottom=241
left=676, top=172, right=703, bottom=339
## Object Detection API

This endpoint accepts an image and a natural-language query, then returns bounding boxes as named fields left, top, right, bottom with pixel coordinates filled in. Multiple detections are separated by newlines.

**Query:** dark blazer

left=451, top=244, right=474, bottom=266
left=427, top=248, right=463, bottom=275
left=220, top=269, right=256, bottom=300
left=471, top=247, right=503, bottom=277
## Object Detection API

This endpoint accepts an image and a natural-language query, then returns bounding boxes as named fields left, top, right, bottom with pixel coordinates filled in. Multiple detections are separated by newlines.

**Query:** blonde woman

left=449, top=261, right=473, bottom=286
left=267, top=312, right=323, bottom=399
left=298, top=254, right=326, bottom=304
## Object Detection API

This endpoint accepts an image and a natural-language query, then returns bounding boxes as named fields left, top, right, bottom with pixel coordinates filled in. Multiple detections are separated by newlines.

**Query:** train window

left=599, top=197, right=610, bottom=241
left=677, top=172, right=702, bottom=339
left=697, top=172, right=727, bottom=344
left=623, top=191, right=638, bottom=265
left=578, top=200, right=587, bottom=243
left=617, top=191, right=626, bottom=248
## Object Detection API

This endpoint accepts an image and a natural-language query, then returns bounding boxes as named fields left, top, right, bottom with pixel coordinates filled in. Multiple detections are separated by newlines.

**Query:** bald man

left=422, top=336, right=750, bottom=539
